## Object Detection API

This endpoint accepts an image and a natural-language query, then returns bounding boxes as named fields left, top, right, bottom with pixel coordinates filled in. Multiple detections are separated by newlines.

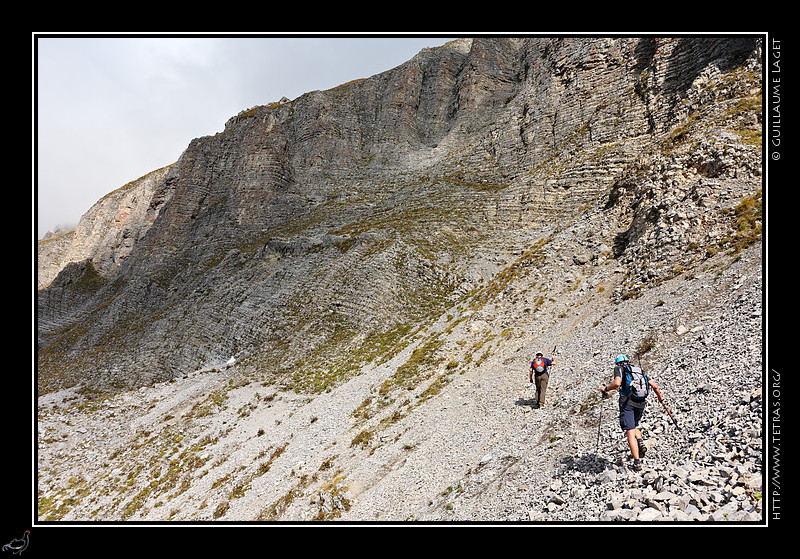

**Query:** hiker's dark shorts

left=619, top=400, right=644, bottom=431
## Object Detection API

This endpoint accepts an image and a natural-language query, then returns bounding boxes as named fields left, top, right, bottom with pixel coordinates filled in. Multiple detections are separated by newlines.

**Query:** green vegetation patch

left=722, top=189, right=763, bottom=254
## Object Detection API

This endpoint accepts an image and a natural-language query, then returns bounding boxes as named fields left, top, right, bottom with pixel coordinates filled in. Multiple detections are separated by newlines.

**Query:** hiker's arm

left=649, top=380, right=664, bottom=402
left=601, top=377, right=621, bottom=393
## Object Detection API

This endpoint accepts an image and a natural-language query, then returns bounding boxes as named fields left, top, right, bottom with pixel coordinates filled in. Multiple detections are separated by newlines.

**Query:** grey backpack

left=622, top=365, right=649, bottom=403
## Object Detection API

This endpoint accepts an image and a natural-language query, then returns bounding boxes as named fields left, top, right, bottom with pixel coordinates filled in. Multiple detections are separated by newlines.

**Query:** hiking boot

left=638, top=440, right=647, bottom=457
left=632, top=459, right=642, bottom=472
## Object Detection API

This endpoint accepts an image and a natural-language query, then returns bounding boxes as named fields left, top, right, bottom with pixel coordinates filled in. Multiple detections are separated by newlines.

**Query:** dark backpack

left=621, top=364, right=649, bottom=403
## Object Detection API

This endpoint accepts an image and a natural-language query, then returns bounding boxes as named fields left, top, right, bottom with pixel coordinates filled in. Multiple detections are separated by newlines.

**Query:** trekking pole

left=596, top=384, right=605, bottom=455
left=659, top=399, right=682, bottom=431
left=637, top=353, right=682, bottom=432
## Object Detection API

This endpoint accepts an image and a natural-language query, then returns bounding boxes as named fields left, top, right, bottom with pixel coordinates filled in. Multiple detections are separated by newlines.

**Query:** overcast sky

left=34, top=34, right=458, bottom=239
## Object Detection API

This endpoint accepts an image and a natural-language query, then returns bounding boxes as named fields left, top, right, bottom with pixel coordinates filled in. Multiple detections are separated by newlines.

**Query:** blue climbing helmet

left=615, top=354, right=629, bottom=364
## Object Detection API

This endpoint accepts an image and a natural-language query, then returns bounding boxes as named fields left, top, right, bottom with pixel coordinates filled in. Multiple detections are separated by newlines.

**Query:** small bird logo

left=2, top=531, right=29, bottom=555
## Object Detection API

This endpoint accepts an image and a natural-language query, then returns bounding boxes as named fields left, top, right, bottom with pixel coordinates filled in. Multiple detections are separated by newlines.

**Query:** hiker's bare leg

left=626, top=429, right=640, bottom=459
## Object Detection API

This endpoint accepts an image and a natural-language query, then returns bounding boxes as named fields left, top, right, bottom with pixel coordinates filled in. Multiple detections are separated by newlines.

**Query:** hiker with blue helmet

left=600, top=354, right=663, bottom=471
left=529, top=352, right=555, bottom=408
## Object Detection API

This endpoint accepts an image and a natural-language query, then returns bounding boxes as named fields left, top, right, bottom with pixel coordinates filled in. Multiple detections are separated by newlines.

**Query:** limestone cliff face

left=37, top=166, right=171, bottom=289
left=37, top=36, right=762, bottom=395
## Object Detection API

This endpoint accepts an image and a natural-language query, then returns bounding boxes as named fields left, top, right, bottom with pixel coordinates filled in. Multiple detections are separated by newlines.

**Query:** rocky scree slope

left=36, top=36, right=764, bottom=522
left=36, top=241, right=763, bottom=523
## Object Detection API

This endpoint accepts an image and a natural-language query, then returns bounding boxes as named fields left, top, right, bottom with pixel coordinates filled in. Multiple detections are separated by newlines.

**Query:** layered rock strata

left=38, top=37, right=761, bottom=397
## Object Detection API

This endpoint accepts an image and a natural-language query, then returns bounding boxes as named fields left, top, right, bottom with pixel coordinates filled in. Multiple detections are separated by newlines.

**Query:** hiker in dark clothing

left=600, top=354, right=664, bottom=471
left=529, top=352, right=555, bottom=408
